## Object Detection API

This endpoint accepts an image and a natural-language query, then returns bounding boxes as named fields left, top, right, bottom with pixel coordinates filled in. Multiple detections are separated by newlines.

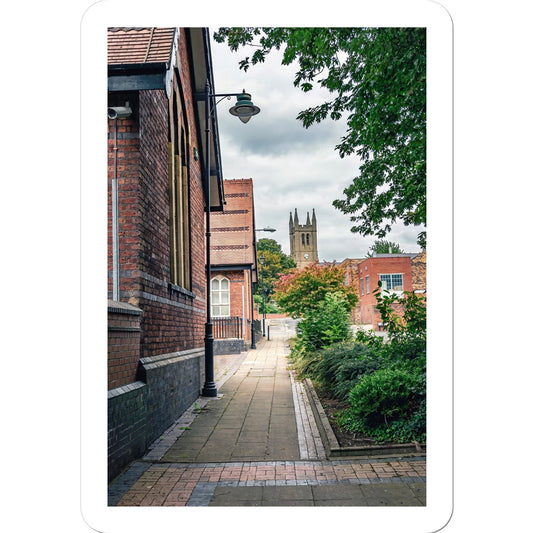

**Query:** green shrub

left=295, top=292, right=352, bottom=353
left=320, top=287, right=427, bottom=444
left=347, top=367, right=420, bottom=427
left=318, top=341, right=384, bottom=401
left=339, top=366, right=426, bottom=443
left=287, top=341, right=323, bottom=381
left=339, top=407, right=426, bottom=444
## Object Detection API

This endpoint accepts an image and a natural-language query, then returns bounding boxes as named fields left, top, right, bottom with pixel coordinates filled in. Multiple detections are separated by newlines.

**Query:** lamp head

left=229, top=91, right=260, bottom=123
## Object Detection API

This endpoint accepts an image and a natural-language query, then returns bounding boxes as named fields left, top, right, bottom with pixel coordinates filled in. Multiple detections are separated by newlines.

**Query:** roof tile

left=108, top=27, right=176, bottom=65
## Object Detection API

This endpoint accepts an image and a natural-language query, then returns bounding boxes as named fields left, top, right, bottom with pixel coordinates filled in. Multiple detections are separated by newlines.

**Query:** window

left=366, top=276, right=370, bottom=294
left=168, top=87, right=191, bottom=289
left=301, top=234, right=305, bottom=245
left=360, top=278, right=365, bottom=295
left=211, top=276, right=230, bottom=316
left=379, top=273, right=404, bottom=293
left=306, top=233, right=310, bottom=245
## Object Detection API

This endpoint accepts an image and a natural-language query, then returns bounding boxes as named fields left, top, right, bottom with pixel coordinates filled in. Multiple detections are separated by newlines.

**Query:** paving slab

left=109, top=320, right=426, bottom=507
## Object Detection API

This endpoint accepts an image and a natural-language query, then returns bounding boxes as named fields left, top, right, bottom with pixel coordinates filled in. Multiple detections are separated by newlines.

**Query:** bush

left=340, top=366, right=426, bottom=443
left=318, top=341, right=384, bottom=401
left=287, top=342, right=323, bottom=381
left=295, top=292, right=352, bottom=353
left=347, top=367, right=420, bottom=427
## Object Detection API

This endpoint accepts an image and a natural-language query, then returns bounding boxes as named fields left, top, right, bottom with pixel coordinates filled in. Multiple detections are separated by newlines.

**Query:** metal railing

left=213, top=316, right=244, bottom=339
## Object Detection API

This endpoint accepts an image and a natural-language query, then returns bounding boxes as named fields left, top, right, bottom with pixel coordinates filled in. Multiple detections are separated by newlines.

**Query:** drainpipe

left=111, top=118, right=120, bottom=301
left=108, top=103, right=132, bottom=301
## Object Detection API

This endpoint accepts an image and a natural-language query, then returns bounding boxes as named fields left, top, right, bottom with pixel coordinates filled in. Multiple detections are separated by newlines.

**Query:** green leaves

left=255, top=238, right=296, bottom=301
left=273, top=262, right=358, bottom=318
left=214, top=27, right=426, bottom=248
left=365, top=239, right=405, bottom=257
left=295, top=292, right=353, bottom=353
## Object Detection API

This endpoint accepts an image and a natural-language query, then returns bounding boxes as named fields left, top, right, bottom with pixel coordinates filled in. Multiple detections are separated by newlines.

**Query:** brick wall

left=357, top=256, right=413, bottom=329
left=107, top=91, right=206, bottom=356
left=107, top=92, right=141, bottom=299
left=108, top=301, right=142, bottom=390
left=107, top=30, right=208, bottom=358
left=339, top=258, right=363, bottom=324
left=107, top=29, right=209, bottom=481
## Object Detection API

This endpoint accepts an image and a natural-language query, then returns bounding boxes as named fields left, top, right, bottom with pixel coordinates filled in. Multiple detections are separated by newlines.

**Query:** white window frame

left=211, top=275, right=231, bottom=317
left=379, top=273, right=404, bottom=296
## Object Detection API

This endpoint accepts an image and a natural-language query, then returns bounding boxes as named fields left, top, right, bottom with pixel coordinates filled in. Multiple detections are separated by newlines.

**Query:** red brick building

left=355, top=254, right=419, bottom=329
left=339, top=258, right=364, bottom=324
left=106, top=28, right=226, bottom=480
left=210, top=179, right=258, bottom=352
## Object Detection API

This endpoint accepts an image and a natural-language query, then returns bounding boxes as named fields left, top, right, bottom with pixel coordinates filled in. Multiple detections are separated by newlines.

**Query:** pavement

left=108, top=319, right=426, bottom=507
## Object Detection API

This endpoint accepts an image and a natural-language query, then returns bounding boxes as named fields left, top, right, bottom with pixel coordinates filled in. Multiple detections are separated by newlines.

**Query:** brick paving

left=110, top=458, right=426, bottom=506
left=109, top=319, right=426, bottom=506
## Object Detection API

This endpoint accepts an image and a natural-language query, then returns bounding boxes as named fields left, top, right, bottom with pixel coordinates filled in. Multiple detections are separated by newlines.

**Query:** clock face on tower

left=304, top=253, right=309, bottom=259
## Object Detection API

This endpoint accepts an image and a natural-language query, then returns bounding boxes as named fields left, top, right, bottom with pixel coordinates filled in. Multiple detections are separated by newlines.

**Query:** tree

left=366, top=239, right=404, bottom=257
left=255, top=238, right=296, bottom=302
left=273, top=262, right=358, bottom=318
left=214, top=27, right=426, bottom=247
left=257, top=238, right=296, bottom=272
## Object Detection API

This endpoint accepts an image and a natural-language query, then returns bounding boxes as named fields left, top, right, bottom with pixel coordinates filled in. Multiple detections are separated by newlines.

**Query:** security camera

left=107, top=105, right=132, bottom=119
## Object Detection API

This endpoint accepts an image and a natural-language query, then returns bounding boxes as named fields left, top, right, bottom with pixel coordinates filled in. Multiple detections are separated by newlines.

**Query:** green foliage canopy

left=273, top=262, right=358, bottom=318
left=214, top=27, right=426, bottom=248
left=255, top=238, right=296, bottom=300
left=366, top=239, right=405, bottom=257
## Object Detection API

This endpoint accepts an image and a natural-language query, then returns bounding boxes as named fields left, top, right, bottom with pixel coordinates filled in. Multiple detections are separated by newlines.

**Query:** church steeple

left=289, top=208, right=319, bottom=268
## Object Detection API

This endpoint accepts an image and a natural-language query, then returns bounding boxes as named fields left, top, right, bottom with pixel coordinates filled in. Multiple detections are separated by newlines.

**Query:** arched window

left=306, top=233, right=310, bottom=245
left=169, top=85, right=191, bottom=289
left=301, top=234, right=305, bottom=245
left=211, top=276, right=230, bottom=316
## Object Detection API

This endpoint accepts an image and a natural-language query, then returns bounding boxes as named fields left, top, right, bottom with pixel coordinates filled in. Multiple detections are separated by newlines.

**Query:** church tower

left=289, top=208, right=318, bottom=267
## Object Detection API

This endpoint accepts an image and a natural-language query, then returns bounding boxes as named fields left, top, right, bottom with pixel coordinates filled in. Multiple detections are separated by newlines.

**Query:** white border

left=81, top=1, right=453, bottom=531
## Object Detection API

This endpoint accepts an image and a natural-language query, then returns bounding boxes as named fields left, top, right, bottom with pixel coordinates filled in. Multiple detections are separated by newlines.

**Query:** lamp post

left=250, top=227, right=275, bottom=350
left=202, top=81, right=260, bottom=398
left=259, top=253, right=267, bottom=337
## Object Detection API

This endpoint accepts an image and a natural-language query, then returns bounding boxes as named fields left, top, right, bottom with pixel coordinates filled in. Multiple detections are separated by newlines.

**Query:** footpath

left=108, top=320, right=426, bottom=506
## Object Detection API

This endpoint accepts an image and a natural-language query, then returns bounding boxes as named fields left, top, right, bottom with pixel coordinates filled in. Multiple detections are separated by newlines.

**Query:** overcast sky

left=209, top=30, right=423, bottom=262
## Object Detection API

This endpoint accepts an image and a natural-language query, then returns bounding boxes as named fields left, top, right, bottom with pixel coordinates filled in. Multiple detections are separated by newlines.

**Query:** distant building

left=410, top=250, right=427, bottom=293
left=210, top=179, right=258, bottom=353
left=289, top=208, right=318, bottom=267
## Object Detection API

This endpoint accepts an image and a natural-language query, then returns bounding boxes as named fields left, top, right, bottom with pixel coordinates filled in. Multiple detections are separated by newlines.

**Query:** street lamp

left=202, top=81, right=260, bottom=398
left=259, top=253, right=266, bottom=337
left=256, top=226, right=276, bottom=233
